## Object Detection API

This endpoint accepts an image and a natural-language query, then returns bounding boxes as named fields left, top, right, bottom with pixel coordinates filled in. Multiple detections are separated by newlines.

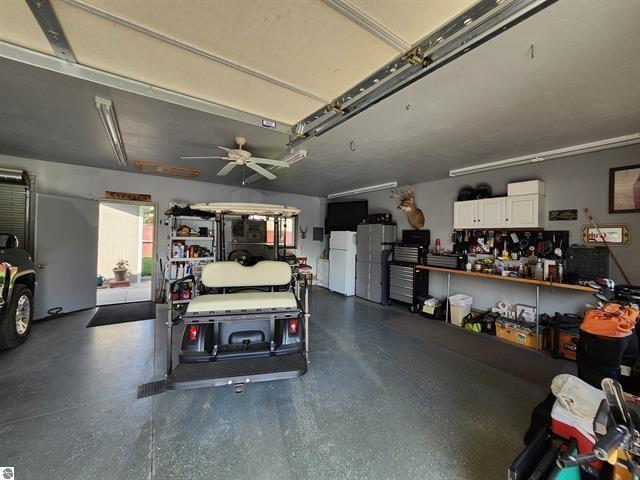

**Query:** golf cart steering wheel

left=228, top=249, right=253, bottom=266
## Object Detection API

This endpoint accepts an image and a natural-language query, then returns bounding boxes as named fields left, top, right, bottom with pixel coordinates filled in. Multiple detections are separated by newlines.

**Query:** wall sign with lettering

left=105, top=191, right=152, bottom=202
left=549, top=209, right=578, bottom=221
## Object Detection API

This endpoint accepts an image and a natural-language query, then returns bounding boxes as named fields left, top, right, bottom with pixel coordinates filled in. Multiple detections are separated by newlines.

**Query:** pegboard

left=452, top=229, right=570, bottom=259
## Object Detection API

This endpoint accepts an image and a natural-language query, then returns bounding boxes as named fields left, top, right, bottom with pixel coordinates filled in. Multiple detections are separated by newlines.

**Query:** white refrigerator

left=329, top=231, right=357, bottom=296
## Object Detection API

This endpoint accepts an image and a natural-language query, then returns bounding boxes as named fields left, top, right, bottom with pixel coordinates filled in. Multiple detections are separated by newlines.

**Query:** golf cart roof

left=189, top=202, right=300, bottom=217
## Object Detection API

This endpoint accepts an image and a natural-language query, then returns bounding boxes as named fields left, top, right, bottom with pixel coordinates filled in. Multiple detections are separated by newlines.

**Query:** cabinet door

left=356, top=239, right=370, bottom=262
left=477, top=197, right=506, bottom=228
left=506, top=194, right=541, bottom=228
left=369, top=263, right=382, bottom=303
left=381, top=224, right=396, bottom=243
left=453, top=200, right=477, bottom=229
left=370, top=224, right=382, bottom=243
left=355, top=261, right=369, bottom=299
left=357, top=224, right=371, bottom=239
left=356, top=224, right=371, bottom=262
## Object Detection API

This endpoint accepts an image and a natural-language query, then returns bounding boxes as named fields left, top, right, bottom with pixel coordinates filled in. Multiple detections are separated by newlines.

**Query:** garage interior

left=0, top=0, right=639, bottom=479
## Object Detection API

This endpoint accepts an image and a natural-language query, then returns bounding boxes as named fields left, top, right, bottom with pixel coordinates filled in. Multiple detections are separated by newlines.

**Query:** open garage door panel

left=0, top=169, right=31, bottom=251
left=34, top=194, right=98, bottom=319
left=0, top=0, right=476, bottom=124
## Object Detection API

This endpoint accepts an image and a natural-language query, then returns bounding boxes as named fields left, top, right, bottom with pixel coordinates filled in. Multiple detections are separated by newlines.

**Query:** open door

left=34, top=194, right=98, bottom=319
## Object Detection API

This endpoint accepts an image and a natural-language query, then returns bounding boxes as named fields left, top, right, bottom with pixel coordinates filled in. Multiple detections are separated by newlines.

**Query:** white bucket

left=449, top=294, right=473, bottom=326
left=450, top=305, right=472, bottom=326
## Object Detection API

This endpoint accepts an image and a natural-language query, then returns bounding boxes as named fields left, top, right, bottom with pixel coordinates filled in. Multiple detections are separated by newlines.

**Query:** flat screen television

left=325, top=201, right=368, bottom=233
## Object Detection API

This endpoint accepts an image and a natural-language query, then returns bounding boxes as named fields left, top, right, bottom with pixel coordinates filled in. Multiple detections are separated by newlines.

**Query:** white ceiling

left=0, top=0, right=476, bottom=124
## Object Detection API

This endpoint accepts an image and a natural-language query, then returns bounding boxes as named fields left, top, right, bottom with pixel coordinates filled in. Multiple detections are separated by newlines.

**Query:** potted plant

left=112, top=260, right=130, bottom=282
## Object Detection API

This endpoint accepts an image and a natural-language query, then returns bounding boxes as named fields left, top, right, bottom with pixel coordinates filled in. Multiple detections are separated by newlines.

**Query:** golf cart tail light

left=188, top=325, right=198, bottom=341
left=288, top=319, right=299, bottom=336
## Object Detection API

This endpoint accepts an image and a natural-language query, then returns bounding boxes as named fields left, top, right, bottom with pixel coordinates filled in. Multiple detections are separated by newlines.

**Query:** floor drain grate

left=137, top=379, right=167, bottom=399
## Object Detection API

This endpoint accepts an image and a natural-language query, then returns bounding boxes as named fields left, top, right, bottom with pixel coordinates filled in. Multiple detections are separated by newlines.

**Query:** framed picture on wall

left=609, top=164, right=640, bottom=213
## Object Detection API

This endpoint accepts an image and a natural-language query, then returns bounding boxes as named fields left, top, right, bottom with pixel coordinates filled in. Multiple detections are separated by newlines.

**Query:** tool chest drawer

left=389, top=263, right=415, bottom=304
left=390, top=276, right=413, bottom=289
left=393, top=246, right=420, bottom=264
left=390, top=264, right=414, bottom=277
left=390, top=288, right=413, bottom=304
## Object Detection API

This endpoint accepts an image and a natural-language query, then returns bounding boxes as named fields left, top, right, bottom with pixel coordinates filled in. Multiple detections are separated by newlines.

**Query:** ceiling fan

left=180, top=136, right=289, bottom=182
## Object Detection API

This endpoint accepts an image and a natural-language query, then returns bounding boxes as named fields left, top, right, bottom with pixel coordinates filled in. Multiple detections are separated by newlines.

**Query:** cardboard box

left=496, top=319, right=544, bottom=350
left=507, top=180, right=545, bottom=196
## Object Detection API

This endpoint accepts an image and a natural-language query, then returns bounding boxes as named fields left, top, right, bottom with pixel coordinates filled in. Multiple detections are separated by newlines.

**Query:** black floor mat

left=86, top=301, right=156, bottom=328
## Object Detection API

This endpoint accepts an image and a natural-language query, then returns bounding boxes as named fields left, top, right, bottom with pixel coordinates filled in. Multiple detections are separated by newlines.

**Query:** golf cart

left=165, top=203, right=309, bottom=390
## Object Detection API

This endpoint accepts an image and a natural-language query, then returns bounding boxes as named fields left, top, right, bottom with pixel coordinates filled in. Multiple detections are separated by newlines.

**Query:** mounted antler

left=389, top=184, right=424, bottom=229
left=389, top=185, right=415, bottom=200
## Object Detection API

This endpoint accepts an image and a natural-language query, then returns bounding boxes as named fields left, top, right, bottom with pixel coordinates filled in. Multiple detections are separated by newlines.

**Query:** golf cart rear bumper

left=166, top=351, right=307, bottom=390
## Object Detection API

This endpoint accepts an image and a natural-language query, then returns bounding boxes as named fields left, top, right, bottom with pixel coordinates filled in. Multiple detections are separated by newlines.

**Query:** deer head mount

left=390, top=185, right=425, bottom=229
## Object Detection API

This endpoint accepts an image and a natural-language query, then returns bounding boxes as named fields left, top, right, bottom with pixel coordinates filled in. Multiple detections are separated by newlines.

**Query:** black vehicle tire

left=0, top=284, right=34, bottom=350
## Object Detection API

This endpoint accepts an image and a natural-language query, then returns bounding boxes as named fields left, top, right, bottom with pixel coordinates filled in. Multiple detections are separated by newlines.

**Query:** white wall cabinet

left=477, top=197, right=506, bottom=228
left=453, top=200, right=477, bottom=229
left=453, top=195, right=544, bottom=229
left=505, top=194, right=544, bottom=228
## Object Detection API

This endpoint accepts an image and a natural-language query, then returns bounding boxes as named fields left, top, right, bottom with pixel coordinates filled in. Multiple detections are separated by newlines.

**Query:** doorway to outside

left=96, top=201, right=156, bottom=306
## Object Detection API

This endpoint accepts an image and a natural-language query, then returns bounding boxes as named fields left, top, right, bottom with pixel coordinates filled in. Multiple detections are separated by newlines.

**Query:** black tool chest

left=389, top=244, right=428, bottom=309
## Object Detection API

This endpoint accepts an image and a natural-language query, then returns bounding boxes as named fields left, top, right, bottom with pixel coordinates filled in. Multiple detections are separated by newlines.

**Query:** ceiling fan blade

left=217, top=146, right=232, bottom=152
left=245, top=162, right=277, bottom=180
left=180, top=156, right=229, bottom=160
left=217, top=162, right=237, bottom=176
left=249, top=157, right=290, bottom=167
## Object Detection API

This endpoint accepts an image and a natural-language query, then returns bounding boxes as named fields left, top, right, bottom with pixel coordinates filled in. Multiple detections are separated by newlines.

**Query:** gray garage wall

left=341, top=144, right=640, bottom=315
left=0, top=154, right=327, bottom=289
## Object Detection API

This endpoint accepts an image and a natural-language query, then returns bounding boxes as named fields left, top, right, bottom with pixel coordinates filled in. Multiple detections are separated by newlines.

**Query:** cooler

left=550, top=375, right=605, bottom=472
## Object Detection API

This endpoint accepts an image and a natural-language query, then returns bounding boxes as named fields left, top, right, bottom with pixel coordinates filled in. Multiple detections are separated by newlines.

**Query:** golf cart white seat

left=186, top=261, right=297, bottom=315
left=187, top=291, right=297, bottom=314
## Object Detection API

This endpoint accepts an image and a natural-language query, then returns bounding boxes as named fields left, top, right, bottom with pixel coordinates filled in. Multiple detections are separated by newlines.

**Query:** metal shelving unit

left=166, top=215, right=217, bottom=305
left=169, top=257, right=216, bottom=263
left=170, top=236, right=214, bottom=241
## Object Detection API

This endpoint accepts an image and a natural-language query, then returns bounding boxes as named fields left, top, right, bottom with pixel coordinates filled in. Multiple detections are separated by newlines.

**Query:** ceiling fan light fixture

left=243, top=149, right=307, bottom=185
left=181, top=136, right=297, bottom=182
left=94, top=96, right=127, bottom=167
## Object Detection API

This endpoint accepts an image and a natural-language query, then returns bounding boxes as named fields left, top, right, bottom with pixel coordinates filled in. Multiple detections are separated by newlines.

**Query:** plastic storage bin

left=507, top=180, right=545, bottom=196
left=449, top=294, right=473, bottom=327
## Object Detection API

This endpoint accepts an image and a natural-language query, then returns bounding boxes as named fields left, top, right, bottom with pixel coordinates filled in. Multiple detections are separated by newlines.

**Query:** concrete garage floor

left=0, top=288, right=548, bottom=479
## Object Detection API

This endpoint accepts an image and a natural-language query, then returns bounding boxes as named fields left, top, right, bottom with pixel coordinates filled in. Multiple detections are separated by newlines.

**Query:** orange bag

left=580, top=303, right=640, bottom=338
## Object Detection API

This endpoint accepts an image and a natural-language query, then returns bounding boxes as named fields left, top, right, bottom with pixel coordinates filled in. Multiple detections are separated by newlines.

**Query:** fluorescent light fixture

left=278, top=149, right=307, bottom=168
left=244, top=150, right=307, bottom=185
left=327, top=181, right=398, bottom=199
left=449, top=133, right=640, bottom=177
left=95, top=96, right=127, bottom=167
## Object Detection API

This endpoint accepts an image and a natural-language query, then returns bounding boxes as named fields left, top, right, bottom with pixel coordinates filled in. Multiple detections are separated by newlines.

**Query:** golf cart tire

left=0, top=284, right=33, bottom=349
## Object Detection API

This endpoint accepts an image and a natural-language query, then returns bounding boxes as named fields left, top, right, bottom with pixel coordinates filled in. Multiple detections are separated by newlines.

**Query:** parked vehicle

left=0, top=234, right=36, bottom=349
